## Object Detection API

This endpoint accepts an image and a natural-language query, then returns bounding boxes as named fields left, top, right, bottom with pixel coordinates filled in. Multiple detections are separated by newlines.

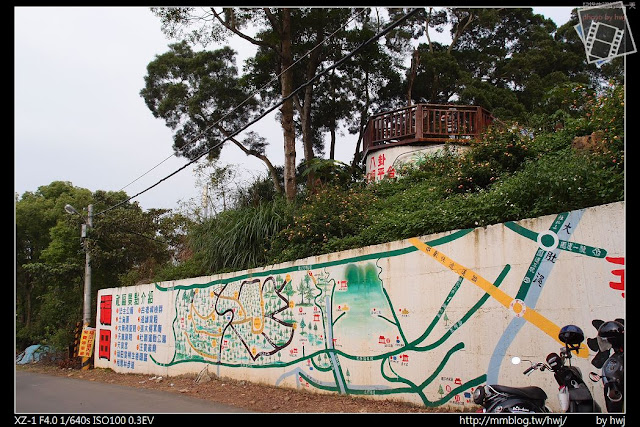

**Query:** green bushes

left=189, top=197, right=292, bottom=273
left=267, top=184, right=374, bottom=262
left=179, top=83, right=624, bottom=273
left=274, top=84, right=621, bottom=263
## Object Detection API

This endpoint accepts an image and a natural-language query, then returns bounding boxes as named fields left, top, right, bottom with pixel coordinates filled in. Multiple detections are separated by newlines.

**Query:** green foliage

left=140, top=41, right=255, bottom=160
left=189, top=197, right=292, bottom=273
left=268, top=184, right=374, bottom=262
left=153, top=253, right=210, bottom=282
left=488, top=149, right=624, bottom=216
left=15, top=182, right=185, bottom=351
left=458, top=80, right=526, bottom=120
left=391, top=124, right=535, bottom=197
left=15, top=182, right=90, bottom=350
left=564, top=82, right=624, bottom=169
left=300, top=158, right=363, bottom=189
left=262, top=83, right=624, bottom=264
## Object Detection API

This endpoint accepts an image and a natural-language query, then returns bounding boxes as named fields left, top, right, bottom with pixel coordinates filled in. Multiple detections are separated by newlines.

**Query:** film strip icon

left=585, top=20, right=625, bottom=60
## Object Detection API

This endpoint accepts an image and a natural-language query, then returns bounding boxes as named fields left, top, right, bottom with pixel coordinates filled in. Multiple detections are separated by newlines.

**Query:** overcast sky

left=14, top=6, right=574, bottom=212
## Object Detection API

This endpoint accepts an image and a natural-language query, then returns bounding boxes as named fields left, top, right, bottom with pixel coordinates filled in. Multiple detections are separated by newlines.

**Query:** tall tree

left=152, top=7, right=369, bottom=198
left=385, top=7, right=616, bottom=122
left=228, top=8, right=356, bottom=189
left=153, top=7, right=301, bottom=201
left=386, top=7, right=448, bottom=105
left=338, top=9, right=405, bottom=165
left=140, top=41, right=282, bottom=194
left=453, top=8, right=604, bottom=119
left=15, top=182, right=91, bottom=348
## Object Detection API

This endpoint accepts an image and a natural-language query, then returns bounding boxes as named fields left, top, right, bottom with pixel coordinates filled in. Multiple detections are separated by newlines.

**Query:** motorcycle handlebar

left=522, top=362, right=548, bottom=375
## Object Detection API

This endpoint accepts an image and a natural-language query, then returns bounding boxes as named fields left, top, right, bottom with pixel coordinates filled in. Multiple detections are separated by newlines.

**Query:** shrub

left=267, top=184, right=375, bottom=263
left=190, top=197, right=292, bottom=272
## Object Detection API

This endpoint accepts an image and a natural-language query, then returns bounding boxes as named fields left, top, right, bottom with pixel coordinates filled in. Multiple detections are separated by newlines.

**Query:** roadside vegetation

left=215, top=81, right=625, bottom=266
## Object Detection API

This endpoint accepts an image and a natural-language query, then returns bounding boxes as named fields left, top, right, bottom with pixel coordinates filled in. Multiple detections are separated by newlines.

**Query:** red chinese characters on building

left=100, top=295, right=112, bottom=325
left=606, top=256, right=625, bottom=298
left=367, top=153, right=396, bottom=183
left=98, top=329, right=111, bottom=360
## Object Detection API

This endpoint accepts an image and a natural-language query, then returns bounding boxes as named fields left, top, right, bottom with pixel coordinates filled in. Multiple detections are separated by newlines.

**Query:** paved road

left=15, top=370, right=255, bottom=414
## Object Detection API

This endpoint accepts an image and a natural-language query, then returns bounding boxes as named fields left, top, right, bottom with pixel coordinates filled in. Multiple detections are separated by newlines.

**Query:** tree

left=15, top=182, right=183, bottom=350
left=386, top=7, right=448, bottom=105
left=152, top=7, right=300, bottom=201
left=338, top=9, right=406, bottom=165
left=385, top=7, right=615, bottom=123
left=226, top=8, right=359, bottom=190
left=89, top=190, right=183, bottom=288
left=16, top=182, right=91, bottom=349
left=152, top=7, right=380, bottom=199
left=453, top=8, right=603, bottom=119
left=140, top=41, right=282, bottom=195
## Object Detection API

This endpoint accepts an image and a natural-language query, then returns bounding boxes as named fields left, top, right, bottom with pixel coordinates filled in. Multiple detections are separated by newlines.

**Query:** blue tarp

left=16, top=345, right=52, bottom=364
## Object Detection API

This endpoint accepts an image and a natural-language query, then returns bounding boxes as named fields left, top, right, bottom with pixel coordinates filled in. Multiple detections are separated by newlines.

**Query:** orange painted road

left=408, top=238, right=589, bottom=357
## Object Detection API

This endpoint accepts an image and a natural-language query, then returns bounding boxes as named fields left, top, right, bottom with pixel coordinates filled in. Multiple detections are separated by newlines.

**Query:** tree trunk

left=301, top=84, right=315, bottom=189
left=406, top=49, right=420, bottom=106
left=352, top=70, right=371, bottom=168
left=280, top=9, right=297, bottom=202
left=329, top=127, right=336, bottom=160
left=297, top=38, right=323, bottom=190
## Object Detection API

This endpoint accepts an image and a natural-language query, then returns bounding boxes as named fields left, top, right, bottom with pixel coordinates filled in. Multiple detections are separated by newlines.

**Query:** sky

left=14, top=6, right=575, bottom=213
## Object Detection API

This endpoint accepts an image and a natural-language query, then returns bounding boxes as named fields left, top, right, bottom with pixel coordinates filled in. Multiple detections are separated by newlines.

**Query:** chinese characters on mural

left=98, top=291, right=166, bottom=370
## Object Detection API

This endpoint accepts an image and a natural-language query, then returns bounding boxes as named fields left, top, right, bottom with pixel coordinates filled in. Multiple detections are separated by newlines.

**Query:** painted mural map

left=96, top=205, right=624, bottom=409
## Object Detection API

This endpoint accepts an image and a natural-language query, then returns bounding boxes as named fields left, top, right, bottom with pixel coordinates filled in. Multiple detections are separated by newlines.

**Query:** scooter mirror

left=511, top=356, right=521, bottom=365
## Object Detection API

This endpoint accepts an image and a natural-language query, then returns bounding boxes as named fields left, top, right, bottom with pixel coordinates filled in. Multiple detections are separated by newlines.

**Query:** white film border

left=585, top=20, right=625, bottom=61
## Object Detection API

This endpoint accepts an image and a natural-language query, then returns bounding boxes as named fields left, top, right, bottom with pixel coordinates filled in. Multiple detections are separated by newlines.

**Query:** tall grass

left=189, top=197, right=291, bottom=273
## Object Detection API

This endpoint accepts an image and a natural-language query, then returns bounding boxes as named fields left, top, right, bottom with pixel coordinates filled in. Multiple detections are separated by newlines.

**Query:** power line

left=97, top=7, right=420, bottom=217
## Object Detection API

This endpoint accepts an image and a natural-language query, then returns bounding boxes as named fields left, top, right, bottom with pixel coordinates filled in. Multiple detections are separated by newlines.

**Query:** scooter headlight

left=473, top=386, right=486, bottom=404
left=606, top=384, right=623, bottom=402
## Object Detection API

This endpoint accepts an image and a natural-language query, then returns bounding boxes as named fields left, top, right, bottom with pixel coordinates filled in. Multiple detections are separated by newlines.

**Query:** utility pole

left=65, top=203, right=94, bottom=370
left=82, top=204, right=93, bottom=328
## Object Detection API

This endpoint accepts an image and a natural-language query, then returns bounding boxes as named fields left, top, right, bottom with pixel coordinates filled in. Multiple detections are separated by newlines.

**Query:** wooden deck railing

left=362, top=104, right=493, bottom=156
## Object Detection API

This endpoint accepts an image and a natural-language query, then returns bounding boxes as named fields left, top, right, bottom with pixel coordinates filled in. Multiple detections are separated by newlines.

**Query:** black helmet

left=559, top=324, right=585, bottom=345
left=597, top=320, right=624, bottom=351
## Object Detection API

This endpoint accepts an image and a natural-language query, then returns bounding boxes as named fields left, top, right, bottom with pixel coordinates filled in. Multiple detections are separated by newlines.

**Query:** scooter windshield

left=597, top=335, right=613, bottom=352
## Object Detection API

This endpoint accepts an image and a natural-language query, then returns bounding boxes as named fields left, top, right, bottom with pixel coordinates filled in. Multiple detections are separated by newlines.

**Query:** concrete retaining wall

left=94, top=202, right=625, bottom=411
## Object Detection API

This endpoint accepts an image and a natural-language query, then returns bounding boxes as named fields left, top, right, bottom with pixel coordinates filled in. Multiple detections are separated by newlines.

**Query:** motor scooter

left=588, top=319, right=624, bottom=413
left=473, top=325, right=601, bottom=413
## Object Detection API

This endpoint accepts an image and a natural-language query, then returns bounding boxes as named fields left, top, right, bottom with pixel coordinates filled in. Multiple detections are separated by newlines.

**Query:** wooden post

left=414, top=105, right=423, bottom=139
left=363, top=120, right=371, bottom=152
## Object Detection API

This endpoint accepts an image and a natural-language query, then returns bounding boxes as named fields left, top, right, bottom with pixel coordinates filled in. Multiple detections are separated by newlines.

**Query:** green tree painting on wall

left=333, top=263, right=397, bottom=345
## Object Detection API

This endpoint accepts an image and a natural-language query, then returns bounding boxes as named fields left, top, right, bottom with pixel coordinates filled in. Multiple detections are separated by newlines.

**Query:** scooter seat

left=491, top=385, right=548, bottom=401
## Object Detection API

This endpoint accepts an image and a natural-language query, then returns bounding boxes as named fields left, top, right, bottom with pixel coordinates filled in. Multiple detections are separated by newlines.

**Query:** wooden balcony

left=361, top=104, right=494, bottom=159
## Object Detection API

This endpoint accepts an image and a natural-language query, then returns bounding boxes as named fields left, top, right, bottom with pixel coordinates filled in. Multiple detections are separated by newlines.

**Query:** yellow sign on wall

left=77, top=327, right=96, bottom=358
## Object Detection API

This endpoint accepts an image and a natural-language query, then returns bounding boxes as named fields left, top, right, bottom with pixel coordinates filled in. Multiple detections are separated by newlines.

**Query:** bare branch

left=210, top=7, right=279, bottom=55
